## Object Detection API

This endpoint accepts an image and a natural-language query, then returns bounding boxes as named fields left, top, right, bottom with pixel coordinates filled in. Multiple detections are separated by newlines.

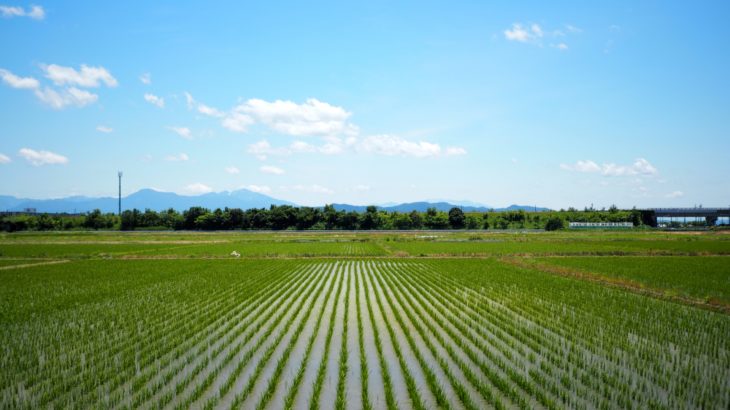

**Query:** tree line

left=0, top=205, right=652, bottom=232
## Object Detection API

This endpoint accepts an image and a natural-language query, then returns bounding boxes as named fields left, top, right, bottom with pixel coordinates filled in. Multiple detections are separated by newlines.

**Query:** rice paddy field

left=1, top=231, right=729, bottom=409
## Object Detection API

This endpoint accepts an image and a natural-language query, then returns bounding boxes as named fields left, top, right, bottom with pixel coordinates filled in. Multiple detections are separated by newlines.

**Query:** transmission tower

left=118, top=171, right=123, bottom=216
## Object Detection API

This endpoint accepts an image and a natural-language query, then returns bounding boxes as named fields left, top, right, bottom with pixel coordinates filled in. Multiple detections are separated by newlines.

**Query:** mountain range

left=0, top=189, right=550, bottom=214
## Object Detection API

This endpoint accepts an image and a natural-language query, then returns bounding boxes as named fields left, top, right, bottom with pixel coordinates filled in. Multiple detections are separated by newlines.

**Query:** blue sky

left=1, top=1, right=729, bottom=208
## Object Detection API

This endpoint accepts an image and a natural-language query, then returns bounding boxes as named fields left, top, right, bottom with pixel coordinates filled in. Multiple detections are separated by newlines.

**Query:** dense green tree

left=323, top=204, right=339, bottom=230
left=295, top=207, right=321, bottom=230
left=183, top=207, right=208, bottom=230
left=83, top=209, right=115, bottom=230
left=448, top=207, right=465, bottom=229
left=340, top=211, right=359, bottom=230
left=481, top=213, right=490, bottom=229
left=465, top=215, right=480, bottom=229
left=393, top=212, right=412, bottom=230
left=359, top=205, right=380, bottom=230
left=545, top=217, right=566, bottom=231
left=409, top=210, right=423, bottom=229
left=424, top=208, right=450, bottom=229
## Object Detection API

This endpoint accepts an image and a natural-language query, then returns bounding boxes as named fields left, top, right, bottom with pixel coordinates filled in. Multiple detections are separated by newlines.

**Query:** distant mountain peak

left=0, top=188, right=294, bottom=213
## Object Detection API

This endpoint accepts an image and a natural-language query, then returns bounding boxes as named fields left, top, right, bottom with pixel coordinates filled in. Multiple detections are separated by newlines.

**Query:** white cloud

left=505, top=22, right=579, bottom=49
left=42, top=64, right=117, bottom=88
left=358, top=135, right=464, bottom=157
left=197, top=103, right=225, bottom=118
left=219, top=97, right=357, bottom=137
left=504, top=23, right=532, bottom=42
left=2, top=67, right=111, bottom=109
left=560, top=160, right=601, bottom=173
left=561, top=158, right=659, bottom=177
left=222, top=112, right=254, bottom=132
left=144, top=93, right=165, bottom=108
left=242, top=98, right=355, bottom=137
left=184, top=92, right=195, bottom=109
left=531, top=24, right=544, bottom=38
left=18, top=148, right=68, bottom=166
left=603, top=158, right=658, bottom=177
left=445, top=146, right=467, bottom=156
left=291, top=184, right=334, bottom=194
left=225, top=166, right=240, bottom=174
left=260, top=165, right=285, bottom=175
left=164, top=153, right=189, bottom=162
left=27, top=4, right=43, bottom=19
left=139, top=73, right=151, bottom=85
left=354, top=184, right=370, bottom=191
left=183, top=183, right=213, bottom=195
left=247, top=140, right=275, bottom=160
left=96, top=125, right=113, bottom=133
left=0, top=153, right=11, bottom=164
left=167, top=126, right=192, bottom=139
left=289, top=140, right=317, bottom=153
left=0, top=5, right=44, bottom=19
left=250, top=141, right=283, bottom=160
left=184, top=92, right=226, bottom=118
left=247, top=135, right=464, bottom=159
left=244, top=184, right=272, bottom=194
left=0, top=68, right=39, bottom=89
left=359, top=135, right=440, bottom=157
left=665, top=191, right=684, bottom=199
left=34, top=86, right=98, bottom=109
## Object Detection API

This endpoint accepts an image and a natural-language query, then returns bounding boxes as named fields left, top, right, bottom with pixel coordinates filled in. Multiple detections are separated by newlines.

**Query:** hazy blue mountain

left=0, top=195, right=25, bottom=210
left=500, top=204, right=552, bottom=212
left=1, top=190, right=549, bottom=214
left=0, top=188, right=294, bottom=213
left=424, top=199, right=491, bottom=208
left=330, top=202, right=551, bottom=213
left=384, top=202, right=489, bottom=212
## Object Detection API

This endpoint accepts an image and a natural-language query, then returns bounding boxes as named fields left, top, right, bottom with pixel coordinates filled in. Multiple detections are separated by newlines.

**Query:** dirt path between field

left=499, top=257, right=730, bottom=314
left=0, top=259, right=69, bottom=270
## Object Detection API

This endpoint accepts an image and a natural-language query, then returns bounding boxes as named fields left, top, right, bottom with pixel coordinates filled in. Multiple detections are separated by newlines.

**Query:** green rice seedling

left=335, top=264, right=351, bottom=410
left=364, top=262, right=426, bottom=410
left=307, top=264, right=346, bottom=410
left=281, top=263, right=340, bottom=410
left=358, top=262, right=398, bottom=410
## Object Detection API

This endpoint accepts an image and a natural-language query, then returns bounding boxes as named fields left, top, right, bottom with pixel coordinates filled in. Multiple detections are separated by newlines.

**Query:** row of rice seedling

left=306, top=264, right=346, bottom=410
left=228, top=262, right=338, bottom=408
left=2, top=262, right=264, bottom=406
left=124, top=241, right=388, bottom=258
left=280, top=263, right=342, bottom=409
left=131, top=264, right=325, bottom=409
left=420, top=259, right=730, bottom=409
left=3, top=256, right=728, bottom=409
left=91, top=263, right=301, bottom=404
left=0, top=260, right=301, bottom=408
left=334, top=264, right=351, bottom=410
left=197, top=263, right=331, bottom=408
left=385, top=238, right=730, bottom=256
left=534, top=255, right=730, bottom=304
left=61, top=262, right=300, bottom=408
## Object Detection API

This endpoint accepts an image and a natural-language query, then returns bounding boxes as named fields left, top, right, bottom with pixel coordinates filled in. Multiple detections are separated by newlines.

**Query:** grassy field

left=533, top=256, right=730, bottom=305
left=1, top=231, right=728, bottom=409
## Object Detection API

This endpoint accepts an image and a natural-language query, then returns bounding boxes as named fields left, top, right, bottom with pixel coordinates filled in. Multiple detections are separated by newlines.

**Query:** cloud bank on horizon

left=0, top=1, right=728, bottom=208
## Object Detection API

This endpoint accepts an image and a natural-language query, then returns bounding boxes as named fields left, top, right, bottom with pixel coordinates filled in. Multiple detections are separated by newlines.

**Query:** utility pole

left=118, top=171, right=123, bottom=216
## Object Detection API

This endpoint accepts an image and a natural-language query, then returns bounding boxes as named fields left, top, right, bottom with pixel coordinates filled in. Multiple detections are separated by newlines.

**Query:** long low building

left=649, top=208, right=730, bottom=226
left=569, top=222, right=634, bottom=229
